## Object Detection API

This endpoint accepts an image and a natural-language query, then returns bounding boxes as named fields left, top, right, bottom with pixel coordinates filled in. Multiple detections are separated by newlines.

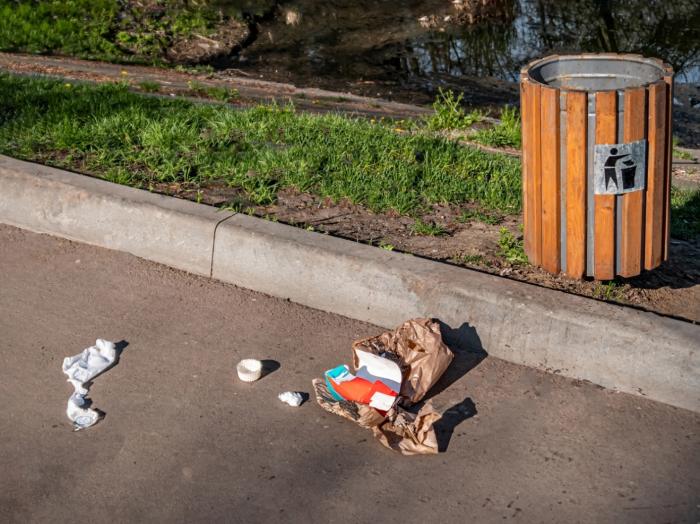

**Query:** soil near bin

left=153, top=178, right=700, bottom=324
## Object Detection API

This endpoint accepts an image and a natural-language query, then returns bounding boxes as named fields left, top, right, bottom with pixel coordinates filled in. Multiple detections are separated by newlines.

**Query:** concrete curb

left=1, top=155, right=698, bottom=412
left=0, top=156, right=234, bottom=276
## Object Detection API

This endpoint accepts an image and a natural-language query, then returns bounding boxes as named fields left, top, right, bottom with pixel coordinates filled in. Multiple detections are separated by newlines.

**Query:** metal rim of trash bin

left=519, top=53, right=674, bottom=280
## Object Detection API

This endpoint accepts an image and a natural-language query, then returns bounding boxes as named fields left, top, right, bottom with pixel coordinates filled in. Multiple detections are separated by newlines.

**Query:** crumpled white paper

left=278, top=391, right=304, bottom=407
left=62, top=339, right=117, bottom=430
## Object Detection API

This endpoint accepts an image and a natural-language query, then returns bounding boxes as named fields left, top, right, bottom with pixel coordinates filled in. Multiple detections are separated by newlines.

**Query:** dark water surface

left=211, top=0, right=699, bottom=144
left=221, top=0, right=699, bottom=97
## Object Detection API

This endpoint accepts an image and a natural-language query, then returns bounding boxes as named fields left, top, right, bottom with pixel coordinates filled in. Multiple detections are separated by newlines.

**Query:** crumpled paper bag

left=352, top=317, right=454, bottom=405
left=313, top=318, right=454, bottom=455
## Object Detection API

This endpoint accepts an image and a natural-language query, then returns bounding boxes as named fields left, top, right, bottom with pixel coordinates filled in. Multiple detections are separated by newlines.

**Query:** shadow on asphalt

left=114, top=339, right=129, bottom=357
left=260, top=359, right=280, bottom=380
left=434, top=397, right=477, bottom=452
left=424, top=321, right=486, bottom=451
left=428, top=321, right=487, bottom=399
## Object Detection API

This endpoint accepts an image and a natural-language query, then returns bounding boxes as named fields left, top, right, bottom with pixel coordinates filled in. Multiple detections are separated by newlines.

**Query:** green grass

left=0, top=1, right=119, bottom=59
left=452, top=253, right=486, bottom=266
left=0, top=73, right=522, bottom=215
left=138, top=81, right=161, bottom=93
left=592, top=281, right=624, bottom=300
left=0, top=0, right=224, bottom=64
left=425, top=90, right=521, bottom=151
left=670, top=187, right=700, bottom=240
left=174, top=64, right=215, bottom=75
left=472, top=106, right=522, bottom=149
left=497, top=227, right=527, bottom=264
left=206, top=86, right=240, bottom=103
left=426, top=88, right=484, bottom=131
left=188, top=81, right=240, bottom=103
left=672, top=136, right=694, bottom=160
left=411, top=219, right=447, bottom=236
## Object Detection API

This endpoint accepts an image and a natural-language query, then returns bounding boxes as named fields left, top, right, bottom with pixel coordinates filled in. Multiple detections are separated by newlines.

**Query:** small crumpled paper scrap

left=62, top=339, right=118, bottom=430
left=278, top=391, right=304, bottom=407
left=313, top=318, right=454, bottom=455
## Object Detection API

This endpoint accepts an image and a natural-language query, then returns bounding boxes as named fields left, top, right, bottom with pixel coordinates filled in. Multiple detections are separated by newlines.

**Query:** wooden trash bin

left=520, top=54, right=673, bottom=280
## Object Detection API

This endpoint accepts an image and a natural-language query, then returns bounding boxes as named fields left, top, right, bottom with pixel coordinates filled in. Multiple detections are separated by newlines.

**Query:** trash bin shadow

left=433, top=397, right=477, bottom=452
left=621, top=231, right=700, bottom=291
left=424, top=321, right=487, bottom=400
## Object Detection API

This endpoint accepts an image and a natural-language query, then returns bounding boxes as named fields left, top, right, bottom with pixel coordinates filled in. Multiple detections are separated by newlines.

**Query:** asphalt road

left=0, top=224, right=698, bottom=523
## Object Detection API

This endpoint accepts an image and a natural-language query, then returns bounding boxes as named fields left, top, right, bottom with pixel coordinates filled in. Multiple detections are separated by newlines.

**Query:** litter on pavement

left=313, top=318, right=454, bottom=455
left=237, top=358, right=263, bottom=382
left=278, top=391, right=305, bottom=407
left=324, top=349, right=401, bottom=413
left=62, top=339, right=118, bottom=430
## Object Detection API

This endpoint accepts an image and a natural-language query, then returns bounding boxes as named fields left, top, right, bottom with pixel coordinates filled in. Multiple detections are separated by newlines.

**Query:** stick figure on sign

left=603, top=147, right=637, bottom=191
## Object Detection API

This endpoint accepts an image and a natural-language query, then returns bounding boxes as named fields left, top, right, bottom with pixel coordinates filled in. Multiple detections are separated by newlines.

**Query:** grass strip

left=426, top=88, right=484, bottom=131
left=670, top=186, right=700, bottom=240
left=0, top=0, right=224, bottom=64
left=471, top=106, right=522, bottom=149
left=0, top=73, right=523, bottom=215
left=1, top=73, right=694, bottom=242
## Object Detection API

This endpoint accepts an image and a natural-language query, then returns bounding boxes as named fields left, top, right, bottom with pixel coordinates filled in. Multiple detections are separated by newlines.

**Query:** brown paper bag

left=313, top=318, right=454, bottom=455
left=312, top=378, right=441, bottom=455
left=370, top=403, right=442, bottom=455
left=352, top=318, right=454, bottom=405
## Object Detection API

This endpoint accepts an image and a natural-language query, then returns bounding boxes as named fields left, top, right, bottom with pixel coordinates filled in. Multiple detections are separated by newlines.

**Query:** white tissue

left=66, top=393, right=100, bottom=430
left=62, top=339, right=117, bottom=429
left=278, top=391, right=304, bottom=407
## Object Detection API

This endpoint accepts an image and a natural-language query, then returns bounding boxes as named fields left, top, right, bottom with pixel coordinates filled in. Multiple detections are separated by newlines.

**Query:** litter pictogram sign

left=593, top=139, right=647, bottom=195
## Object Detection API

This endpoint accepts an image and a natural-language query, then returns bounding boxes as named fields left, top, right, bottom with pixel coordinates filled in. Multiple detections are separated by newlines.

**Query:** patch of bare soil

left=151, top=181, right=700, bottom=324
left=673, top=164, right=700, bottom=190
left=166, top=19, right=250, bottom=64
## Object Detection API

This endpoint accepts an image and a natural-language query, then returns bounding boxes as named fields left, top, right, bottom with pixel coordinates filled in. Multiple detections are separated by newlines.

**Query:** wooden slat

left=520, top=80, right=532, bottom=260
left=662, top=75, right=673, bottom=261
left=540, top=86, right=561, bottom=273
left=524, top=81, right=542, bottom=265
left=619, top=87, right=646, bottom=277
left=565, top=91, right=587, bottom=278
left=594, top=90, right=617, bottom=280
left=645, top=81, right=667, bottom=269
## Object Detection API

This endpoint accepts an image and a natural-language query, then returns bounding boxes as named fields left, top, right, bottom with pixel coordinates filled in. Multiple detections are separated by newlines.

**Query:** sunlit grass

left=0, top=73, right=523, bottom=215
left=472, top=106, right=522, bottom=149
left=426, top=88, right=484, bottom=131
left=670, top=186, right=700, bottom=240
